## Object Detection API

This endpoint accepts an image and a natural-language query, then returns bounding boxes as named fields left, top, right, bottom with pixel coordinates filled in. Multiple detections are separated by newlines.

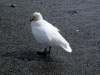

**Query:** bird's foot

left=37, top=50, right=50, bottom=55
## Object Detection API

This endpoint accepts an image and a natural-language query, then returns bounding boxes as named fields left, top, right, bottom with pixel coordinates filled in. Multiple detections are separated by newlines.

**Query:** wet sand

left=0, top=0, right=100, bottom=75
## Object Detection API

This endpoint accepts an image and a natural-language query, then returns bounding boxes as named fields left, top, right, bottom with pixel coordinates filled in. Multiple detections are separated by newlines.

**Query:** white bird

left=30, top=12, right=72, bottom=55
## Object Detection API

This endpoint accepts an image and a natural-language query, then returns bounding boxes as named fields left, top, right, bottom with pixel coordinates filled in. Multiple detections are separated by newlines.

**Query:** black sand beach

left=0, top=0, right=100, bottom=75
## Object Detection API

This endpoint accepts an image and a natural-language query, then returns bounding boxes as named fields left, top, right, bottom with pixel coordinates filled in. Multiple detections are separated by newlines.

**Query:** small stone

left=73, top=10, right=78, bottom=13
left=11, top=4, right=16, bottom=7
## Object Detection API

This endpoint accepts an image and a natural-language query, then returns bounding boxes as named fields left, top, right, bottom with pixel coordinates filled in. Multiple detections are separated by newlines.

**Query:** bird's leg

left=37, top=47, right=48, bottom=55
left=48, top=46, right=51, bottom=54
left=44, top=48, right=47, bottom=51
left=44, top=47, right=49, bottom=54
left=44, top=47, right=48, bottom=54
left=37, top=47, right=51, bottom=55
left=44, top=46, right=51, bottom=54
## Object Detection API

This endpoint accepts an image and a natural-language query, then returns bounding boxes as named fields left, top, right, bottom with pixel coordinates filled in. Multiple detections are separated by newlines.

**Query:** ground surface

left=0, top=0, right=100, bottom=75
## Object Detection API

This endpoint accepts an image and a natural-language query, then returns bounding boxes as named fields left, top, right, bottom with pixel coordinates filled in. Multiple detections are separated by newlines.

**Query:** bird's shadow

left=1, top=50, right=54, bottom=62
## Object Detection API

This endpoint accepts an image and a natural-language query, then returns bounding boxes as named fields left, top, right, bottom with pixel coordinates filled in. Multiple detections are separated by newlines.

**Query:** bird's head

left=30, top=12, right=43, bottom=22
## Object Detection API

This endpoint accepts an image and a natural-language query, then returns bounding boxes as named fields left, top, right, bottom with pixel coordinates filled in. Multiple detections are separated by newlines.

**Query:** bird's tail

left=60, top=40, right=72, bottom=53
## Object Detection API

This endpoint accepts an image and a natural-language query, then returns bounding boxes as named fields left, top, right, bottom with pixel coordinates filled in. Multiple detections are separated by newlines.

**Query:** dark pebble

left=68, top=10, right=78, bottom=14
left=74, top=11, right=78, bottom=13
left=11, top=4, right=16, bottom=7
left=73, top=10, right=78, bottom=13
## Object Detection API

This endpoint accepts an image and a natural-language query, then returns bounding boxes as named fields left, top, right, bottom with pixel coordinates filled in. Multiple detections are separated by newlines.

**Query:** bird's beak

left=30, top=18, right=32, bottom=22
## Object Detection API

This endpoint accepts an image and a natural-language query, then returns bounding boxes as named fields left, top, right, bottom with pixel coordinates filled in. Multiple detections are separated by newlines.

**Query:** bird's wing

left=42, top=20, right=60, bottom=32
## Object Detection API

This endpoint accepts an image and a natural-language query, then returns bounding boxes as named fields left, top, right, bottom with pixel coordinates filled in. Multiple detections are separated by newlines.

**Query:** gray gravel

left=0, top=0, right=100, bottom=75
